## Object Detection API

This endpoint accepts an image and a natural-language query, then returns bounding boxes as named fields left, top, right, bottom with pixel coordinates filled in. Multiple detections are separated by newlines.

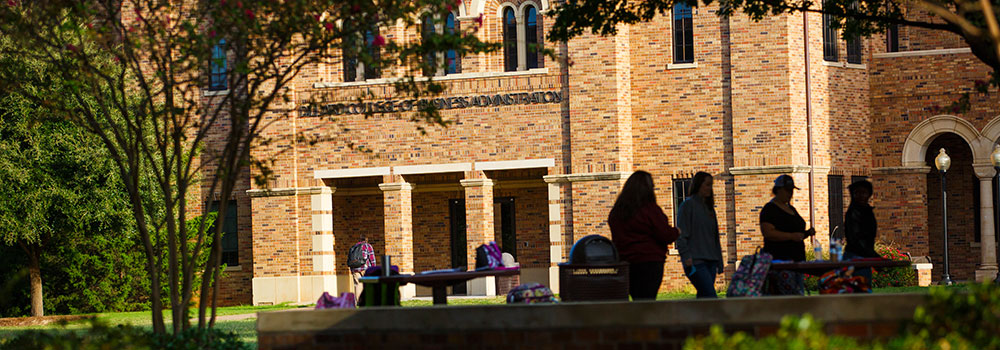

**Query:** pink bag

left=315, top=292, right=356, bottom=309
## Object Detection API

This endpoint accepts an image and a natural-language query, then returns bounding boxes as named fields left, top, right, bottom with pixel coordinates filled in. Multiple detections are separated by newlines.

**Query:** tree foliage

left=0, top=0, right=497, bottom=334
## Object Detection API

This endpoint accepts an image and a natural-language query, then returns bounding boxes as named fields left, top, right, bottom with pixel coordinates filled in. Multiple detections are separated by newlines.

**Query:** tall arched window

left=422, top=15, right=435, bottom=76
left=503, top=8, right=518, bottom=72
left=209, top=39, right=228, bottom=90
left=445, top=13, right=459, bottom=74
left=524, top=6, right=539, bottom=69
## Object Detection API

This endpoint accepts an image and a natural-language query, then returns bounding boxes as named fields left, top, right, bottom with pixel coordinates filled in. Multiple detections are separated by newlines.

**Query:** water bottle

left=812, top=237, right=823, bottom=261
left=829, top=240, right=840, bottom=262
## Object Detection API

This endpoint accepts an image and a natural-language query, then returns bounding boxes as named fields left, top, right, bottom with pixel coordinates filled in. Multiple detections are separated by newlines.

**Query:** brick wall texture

left=200, top=1, right=998, bottom=303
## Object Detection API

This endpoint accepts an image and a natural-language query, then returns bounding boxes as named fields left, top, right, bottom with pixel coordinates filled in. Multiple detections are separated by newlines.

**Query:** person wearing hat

left=844, top=179, right=878, bottom=283
left=759, top=174, right=815, bottom=263
left=759, top=174, right=814, bottom=295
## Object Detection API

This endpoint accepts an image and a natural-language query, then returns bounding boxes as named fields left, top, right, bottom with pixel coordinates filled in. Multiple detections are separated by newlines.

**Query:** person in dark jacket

left=676, top=171, right=723, bottom=298
left=844, top=179, right=878, bottom=282
left=609, top=171, right=680, bottom=300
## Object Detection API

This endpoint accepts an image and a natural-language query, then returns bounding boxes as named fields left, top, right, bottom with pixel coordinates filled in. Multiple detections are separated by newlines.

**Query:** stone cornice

left=459, top=178, right=494, bottom=188
left=247, top=186, right=333, bottom=198
left=872, top=48, right=971, bottom=59
left=378, top=182, right=414, bottom=192
left=543, top=171, right=632, bottom=183
left=728, top=165, right=830, bottom=176
left=871, top=166, right=932, bottom=175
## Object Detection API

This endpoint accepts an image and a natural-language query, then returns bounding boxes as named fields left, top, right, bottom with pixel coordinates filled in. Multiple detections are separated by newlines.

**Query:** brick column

left=974, top=165, right=998, bottom=282
left=461, top=172, right=496, bottom=296
left=380, top=180, right=417, bottom=298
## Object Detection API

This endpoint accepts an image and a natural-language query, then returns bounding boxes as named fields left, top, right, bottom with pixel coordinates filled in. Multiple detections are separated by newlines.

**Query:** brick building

left=202, top=1, right=1000, bottom=305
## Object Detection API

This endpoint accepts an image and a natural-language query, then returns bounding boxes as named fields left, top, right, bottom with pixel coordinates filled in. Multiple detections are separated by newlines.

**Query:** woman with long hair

left=608, top=171, right=679, bottom=300
left=675, top=172, right=724, bottom=298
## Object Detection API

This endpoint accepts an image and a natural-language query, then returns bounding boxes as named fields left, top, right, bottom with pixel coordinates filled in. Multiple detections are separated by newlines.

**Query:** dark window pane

left=210, top=201, right=239, bottom=267
left=446, top=13, right=459, bottom=74
left=423, top=16, right=435, bottom=76
left=209, top=39, right=227, bottom=91
left=823, top=10, right=839, bottom=61
left=828, top=176, right=844, bottom=238
left=672, top=178, right=693, bottom=223
left=365, top=29, right=381, bottom=79
left=846, top=34, right=862, bottom=64
left=672, top=3, right=694, bottom=64
left=504, top=8, right=518, bottom=72
left=525, top=6, right=539, bottom=69
left=343, top=35, right=357, bottom=82
left=886, top=24, right=899, bottom=52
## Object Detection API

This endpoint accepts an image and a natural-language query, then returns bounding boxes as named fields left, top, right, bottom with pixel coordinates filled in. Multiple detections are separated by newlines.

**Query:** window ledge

left=203, top=89, right=229, bottom=97
left=872, top=47, right=971, bottom=59
left=667, top=62, right=697, bottom=70
left=313, top=68, right=551, bottom=89
left=225, top=265, right=242, bottom=272
left=971, top=242, right=981, bottom=248
left=822, top=61, right=866, bottom=70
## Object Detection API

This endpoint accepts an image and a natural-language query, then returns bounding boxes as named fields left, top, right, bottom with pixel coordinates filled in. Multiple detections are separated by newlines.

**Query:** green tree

left=0, top=0, right=498, bottom=335
left=0, top=63, right=138, bottom=317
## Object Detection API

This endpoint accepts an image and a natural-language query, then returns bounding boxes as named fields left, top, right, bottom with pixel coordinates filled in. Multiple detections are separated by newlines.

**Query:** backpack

left=315, top=292, right=355, bottom=309
left=506, top=283, right=557, bottom=304
left=347, top=242, right=368, bottom=269
left=726, top=249, right=772, bottom=297
left=474, top=241, right=504, bottom=270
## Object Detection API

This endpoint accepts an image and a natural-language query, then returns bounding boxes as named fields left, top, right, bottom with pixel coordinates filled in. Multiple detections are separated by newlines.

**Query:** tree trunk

left=25, top=243, right=43, bottom=317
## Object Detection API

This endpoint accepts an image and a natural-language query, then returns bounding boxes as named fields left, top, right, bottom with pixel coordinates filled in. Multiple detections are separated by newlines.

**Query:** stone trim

left=873, top=48, right=972, bottom=59
left=667, top=62, right=698, bottom=70
left=203, top=89, right=229, bottom=97
left=314, top=167, right=391, bottom=179
left=728, top=165, right=830, bottom=176
left=378, top=182, right=414, bottom=191
left=460, top=178, right=495, bottom=188
left=394, top=162, right=472, bottom=175
left=474, top=158, right=555, bottom=171
left=313, top=68, right=552, bottom=89
left=247, top=186, right=333, bottom=198
left=821, top=61, right=867, bottom=70
left=543, top=171, right=632, bottom=183
left=871, top=166, right=932, bottom=175
left=973, top=164, right=997, bottom=178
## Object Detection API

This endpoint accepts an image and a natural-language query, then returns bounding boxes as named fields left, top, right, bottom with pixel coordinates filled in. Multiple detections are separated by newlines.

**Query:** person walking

left=608, top=171, right=680, bottom=300
left=348, top=237, right=376, bottom=304
left=676, top=172, right=724, bottom=298
left=759, top=174, right=814, bottom=295
left=844, top=179, right=879, bottom=283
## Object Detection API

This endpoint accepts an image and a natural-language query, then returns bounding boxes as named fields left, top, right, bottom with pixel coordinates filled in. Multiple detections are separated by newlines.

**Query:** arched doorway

left=925, top=133, right=981, bottom=281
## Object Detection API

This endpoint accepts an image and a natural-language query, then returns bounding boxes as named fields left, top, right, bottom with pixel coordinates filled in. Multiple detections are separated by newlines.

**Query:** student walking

left=844, top=179, right=878, bottom=282
left=675, top=172, right=724, bottom=298
left=608, top=171, right=680, bottom=300
left=347, top=237, right=377, bottom=304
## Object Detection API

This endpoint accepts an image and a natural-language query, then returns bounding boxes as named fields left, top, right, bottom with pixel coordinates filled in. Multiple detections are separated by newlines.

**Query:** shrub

left=903, top=283, right=1000, bottom=349
left=684, top=315, right=862, bottom=350
left=871, top=245, right=916, bottom=288
left=0, top=319, right=250, bottom=350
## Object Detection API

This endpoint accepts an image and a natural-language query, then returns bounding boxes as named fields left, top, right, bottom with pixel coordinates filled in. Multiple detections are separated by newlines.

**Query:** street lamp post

left=935, top=148, right=954, bottom=286
left=992, top=145, right=1000, bottom=284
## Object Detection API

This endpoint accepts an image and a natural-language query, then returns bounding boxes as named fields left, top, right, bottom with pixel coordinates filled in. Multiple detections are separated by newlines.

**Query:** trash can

left=558, top=235, right=629, bottom=301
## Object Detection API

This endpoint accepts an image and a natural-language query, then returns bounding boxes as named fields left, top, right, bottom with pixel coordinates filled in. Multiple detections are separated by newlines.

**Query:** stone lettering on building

left=299, top=91, right=564, bottom=117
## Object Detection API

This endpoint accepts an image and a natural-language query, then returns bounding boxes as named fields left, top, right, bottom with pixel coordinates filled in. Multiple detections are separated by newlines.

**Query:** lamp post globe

left=993, top=145, right=1000, bottom=284
left=935, top=148, right=954, bottom=286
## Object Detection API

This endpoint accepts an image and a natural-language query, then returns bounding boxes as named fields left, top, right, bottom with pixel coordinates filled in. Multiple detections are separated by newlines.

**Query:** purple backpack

left=726, top=249, right=772, bottom=297
left=315, top=292, right=355, bottom=309
left=475, top=241, right=505, bottom=270
left=506, top=283, right=557, bottom=304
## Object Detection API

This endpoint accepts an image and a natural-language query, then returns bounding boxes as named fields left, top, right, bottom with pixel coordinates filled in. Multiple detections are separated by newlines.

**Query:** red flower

left=6, top=0, right=16, bottom=7
left=237, top=1, right=243, bottom=8
left=372, top=35, right=385, bottom=47
left=324, top=22, right=334, bottom=31
left=313, top=14, right=321, bottom=21
left=209, top=29, right=216, bottom=37
left=245, top=9, right=254, bottom=19
left=221, top=0, right=226, bottom=6
left=475, top=13, right=483, bottom=25
left=455, top=0, right=462, bottom=6
left=65, top=43, right=78, bottom=52
left=445, top=3, right=452, bottom=11
left=351, top=4, right=360, bottom=12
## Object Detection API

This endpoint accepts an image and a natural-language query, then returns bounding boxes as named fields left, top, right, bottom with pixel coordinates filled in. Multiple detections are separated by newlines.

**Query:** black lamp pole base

left=940, top=275, right=954, bottom=286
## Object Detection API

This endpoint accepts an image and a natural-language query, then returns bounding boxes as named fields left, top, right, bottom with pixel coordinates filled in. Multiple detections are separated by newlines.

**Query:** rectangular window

left=210, top=200, right=239, bottom=267
left=846, top=34, right=862, bottom=64
left=364, top=30, right=381, bottom=80
left=209, top=39, right=227, bottom=91
left=822, top=10, right=839, bottom=62
left=828, top=175, right=844, bottom=237
left=672, top=3, right=694, bottom=64
left=886, top=24, right=899, bottom=52
left=672, top=178, right=693, bottom=223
